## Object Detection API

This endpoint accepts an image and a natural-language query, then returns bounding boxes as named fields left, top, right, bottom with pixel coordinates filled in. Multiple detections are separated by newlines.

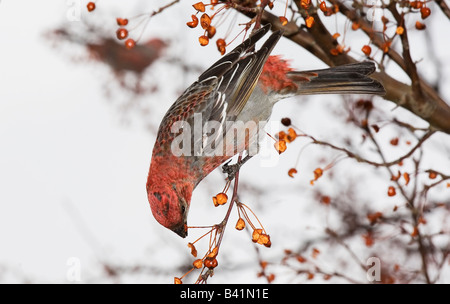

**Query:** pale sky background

left=0, top=0, right=449, bottom=283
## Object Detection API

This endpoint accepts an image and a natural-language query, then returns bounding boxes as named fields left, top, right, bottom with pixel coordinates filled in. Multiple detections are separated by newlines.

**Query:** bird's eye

left=154, top=192, right=162, bottom=201
left=181, top=204, right=186, bottom=214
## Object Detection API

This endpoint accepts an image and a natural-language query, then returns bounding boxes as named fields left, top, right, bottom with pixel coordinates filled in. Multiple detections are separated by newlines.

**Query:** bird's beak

left=173, top=222, right=188, bottom=238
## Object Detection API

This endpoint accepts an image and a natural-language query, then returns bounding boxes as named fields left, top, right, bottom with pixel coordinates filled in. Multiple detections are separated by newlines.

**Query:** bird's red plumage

left=259, top=55, right=297, bottom=93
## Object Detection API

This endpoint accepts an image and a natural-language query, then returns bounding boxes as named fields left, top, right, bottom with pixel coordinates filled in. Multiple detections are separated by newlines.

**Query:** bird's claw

left=222, top=155, right=252, bottom=181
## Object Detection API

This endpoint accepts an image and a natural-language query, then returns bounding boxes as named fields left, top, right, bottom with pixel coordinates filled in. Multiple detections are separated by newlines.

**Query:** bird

left=146, top=24, right=385, bottom=238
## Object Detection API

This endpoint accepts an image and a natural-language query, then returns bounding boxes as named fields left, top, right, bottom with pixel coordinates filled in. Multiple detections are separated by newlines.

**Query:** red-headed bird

left=146, top=25, right=385, bottom=237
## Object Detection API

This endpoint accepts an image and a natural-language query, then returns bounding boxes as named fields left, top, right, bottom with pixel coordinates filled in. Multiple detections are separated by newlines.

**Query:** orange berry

left=218, top=46, right=226, bottom=55
left=351, top=21, right=360, bottom=30
left=410, top=1, right=423, bottom=9
left=387, top=186, right=396, bottom=197
left=403, top=172, right=410, bottom=186
left=257, top=233, right=270, bottom=245
left=204, top=257, right=218, bottom=269
left=305, top=16, right=315, bottom=28
left=187, top=242, right=198, bottom=257
left=116, top=18, right=128, bottom=26
left=216, top=38, right=226, bottom=52
left=274, top=140, right=287, bottom=154
left=268, top=1, right=274, bottom=9
left=428, top=171, right=437, bottom=179
left=311, top=248, right=320, bottom=259
left=390, top=137, right=399, bottom=146
left=116, top=28, right=128, bottom=40
left=215, top=192, right=228, bottom=205
left=200, top=13, right=211, bottom=29
left=252, top=229, right=263, bottom=243
left=396, top=26, right=404, bottom=35
left=330, top=48, right=340, bottom=56
left=211, top=0, right=219, bottom=4
left=174, top=277, right=182, bottom=284
left=288, top=168, right=298, bottom=178
left=206, top=26, right=216, bottom=38
left=296, top=255, right=306, bottom=263
left=319, top=1, right=327, bottom=12
left=313, top=168, right=323, bottom=180
left=301, top=0, right=311, bottom=9
left=193, top=2, right=206, bottom=12
left=287, top=128, right=297, bottom=142
left=415, top=21, right=426, bottom=30
left=87, top=2, right=96, bottom=12
left=279, top=16, right=288, bottom=26
left=420, top=7, right=431, bottom=19
left=321, top=196, right=331, bottom=205
left=235, top=218, right=245, bottom=230
left=187, top=14, right=199, bottom=28
left=362, top=45, right=372, bottom=56
left=199, top=35, right=209, bottom=46
left=207, top=247, right=219, bottom=259
left=124, top=39, right=136, bottom=49
left=277, top=131, right=287, bottom=141
left=193, top=259, right=203, bottom=269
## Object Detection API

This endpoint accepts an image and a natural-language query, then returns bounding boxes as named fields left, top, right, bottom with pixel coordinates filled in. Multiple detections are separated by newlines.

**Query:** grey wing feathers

left=193, top=25, right=283, bottom=155
left=158, top=24, right=283, bottom=156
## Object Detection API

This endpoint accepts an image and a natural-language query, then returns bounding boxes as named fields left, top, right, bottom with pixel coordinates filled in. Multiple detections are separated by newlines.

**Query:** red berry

left=193, top=2, right=206, bottom=12
left=362, top=45, right=372, bottom=56
left=387, top=186, right=396, bottom=197
left=415, top=21, right=426, bottom=30
left=199, top=35, right=209, bottom=46
left=206, top=26, right=216, bottom=39
left=116, top=18, right=129, bottom=26
left=279, top=16, right=288, bottom=26
left=204, top=258, right=218, bottom=269
left=186, top=15, right=199, bottom=28
left=116, top=28, right=128, bottom=40
left=200, top=13, right=211, bottom=29
left=125, top=39, right=136, bottom=49
left=420, top=7, right=431, bottom=19
left=87, top=2, right=96, bottom=12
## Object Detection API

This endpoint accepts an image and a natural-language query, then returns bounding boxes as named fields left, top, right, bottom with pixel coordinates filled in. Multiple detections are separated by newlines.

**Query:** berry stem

left=216, top=153, right=244, bottom=249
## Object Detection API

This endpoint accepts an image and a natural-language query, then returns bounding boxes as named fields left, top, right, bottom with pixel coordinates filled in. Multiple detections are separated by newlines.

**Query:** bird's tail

left=287, top=61, right=385, bottom=96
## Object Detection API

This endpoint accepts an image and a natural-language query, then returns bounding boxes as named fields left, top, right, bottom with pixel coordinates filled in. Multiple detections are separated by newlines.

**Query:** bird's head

left=146, top=156, right=194, bottom=238
left=147, top=183, right=193, bottom=238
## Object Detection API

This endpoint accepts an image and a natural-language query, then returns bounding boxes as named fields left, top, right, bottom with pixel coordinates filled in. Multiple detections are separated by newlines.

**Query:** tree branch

left=235, top=3, right=450, bottom=134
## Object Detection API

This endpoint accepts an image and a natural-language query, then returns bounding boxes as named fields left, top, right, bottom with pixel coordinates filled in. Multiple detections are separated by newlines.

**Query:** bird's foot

left=222, top=155, right=252, bottom=181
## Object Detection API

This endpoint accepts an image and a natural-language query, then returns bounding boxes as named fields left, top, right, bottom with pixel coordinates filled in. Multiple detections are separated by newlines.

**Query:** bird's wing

left=156, top=25, right=283, bottom=157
